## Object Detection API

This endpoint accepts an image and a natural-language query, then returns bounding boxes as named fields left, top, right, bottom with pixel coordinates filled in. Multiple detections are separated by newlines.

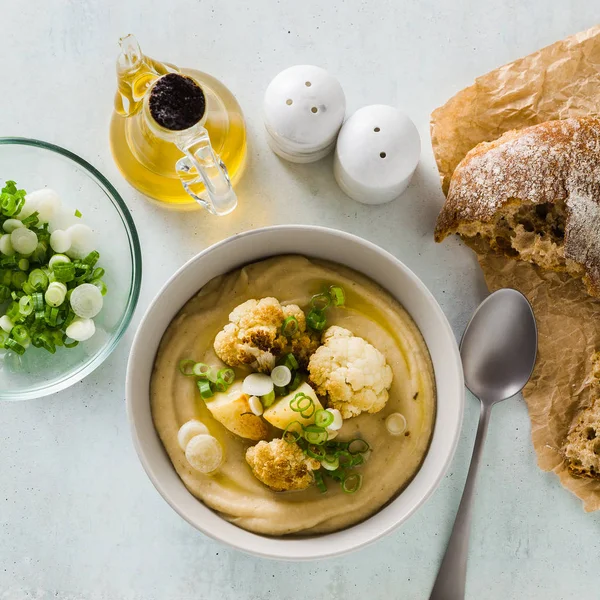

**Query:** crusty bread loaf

left=435, top=117, right=600, bottom=297
left=563, top=352, right=600, bottom=479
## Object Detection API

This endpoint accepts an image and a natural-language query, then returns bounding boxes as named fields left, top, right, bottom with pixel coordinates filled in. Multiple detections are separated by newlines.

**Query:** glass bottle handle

left=175, top=128, right=237, bottom=216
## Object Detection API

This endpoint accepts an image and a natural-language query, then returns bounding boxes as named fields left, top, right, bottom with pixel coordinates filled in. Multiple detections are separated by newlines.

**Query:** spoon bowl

left=460, top=288, right=537, bottom=404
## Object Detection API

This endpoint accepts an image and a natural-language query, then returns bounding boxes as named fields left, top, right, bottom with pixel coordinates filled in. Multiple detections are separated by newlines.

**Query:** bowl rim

left=126, top=225, right=464, bottom=559
left=0, top=137, right=142, bottom=400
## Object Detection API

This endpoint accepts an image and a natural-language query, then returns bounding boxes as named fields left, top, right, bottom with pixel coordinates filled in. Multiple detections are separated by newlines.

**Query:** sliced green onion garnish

left=314, top=409, right=334, bottom=428
left=179, top=359, right=196, bottom=376
left=11, top=271, right=27, bottom=290
left=31, top=292, right=44, bottom=311
left=306, top=443, right=326, bottom=460
left=28, top=268, right=49, bottom=291
left=45, top=282, right=67, bottom=307
left=217, top=368, right=235, bottom=385
left=214, top=379, right=227, bottom=393
left=0, top=284, right=10, bottom=302
left=4, top=338, right=25, bottom=354
left=283, top=421, right=302, bottom=443
left=321, top=454, right=340, bottom=471
left=18, top=258, right=29, bottom=271
left=91, top=267, right=105, bottom=280
left=306, top=308, right=327, bottom=331
left=288, top=371, right=302, bottom=391
left=48, top=254, right=70, bottom=270
left=329, top=285, right=345, bottom=306
left=348, top=439, right=370, bottom=455
left=281, top=315, right=299, bottom=337
left=313, top=470, right=327, bottom=494
left=283, top=353, right=299, bottom=371
left=62, top=333, right=79, bottom=348
left=45, top=306, right=60, bottom=327
left=342, top=473, right=363, bottom=494
left=311, top=293, right=331, bottom=311
left=83, top=251, right=100, bottom=267
left=290, top=392, right=315, bottom=418
left=303, top=424, right=328, bottom=445
left=197, top=379, right=214, bottom=399
left=74, top=209, right=82, bottom=218
left=274, top=385, right=288, bottom=396
left=261, top=389, right=276, bottom=408
left=21, top=211, right=39, bottom=227
left=271, top=365, right=292, bottom=387
left=0, top=330, right=8, bottom=346
left=192, top=362, right=211, bottom=378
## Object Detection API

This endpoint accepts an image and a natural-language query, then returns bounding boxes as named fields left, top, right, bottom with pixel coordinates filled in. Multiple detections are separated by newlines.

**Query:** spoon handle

left=429, top=402, right=492, bottom=600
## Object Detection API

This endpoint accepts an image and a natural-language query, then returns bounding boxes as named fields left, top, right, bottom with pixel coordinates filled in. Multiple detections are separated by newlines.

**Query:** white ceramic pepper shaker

left=334, top=105, right=421, bottom=205
left=264, top=65, right=346, bottom=163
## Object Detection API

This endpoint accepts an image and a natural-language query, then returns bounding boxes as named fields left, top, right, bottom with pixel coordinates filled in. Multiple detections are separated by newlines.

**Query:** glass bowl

left=0, top=138, right=142, bottom=401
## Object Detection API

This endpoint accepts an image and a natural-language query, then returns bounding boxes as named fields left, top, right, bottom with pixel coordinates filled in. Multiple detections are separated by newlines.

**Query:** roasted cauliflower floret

left=245, top=438, right=320, bottom=491
left=214, top=298, right=319, bottom=372
left=308, top=326, right=393, bottom=419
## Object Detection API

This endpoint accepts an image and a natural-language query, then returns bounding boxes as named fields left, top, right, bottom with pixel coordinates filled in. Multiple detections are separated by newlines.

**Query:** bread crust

left=435, top=117, right=600, bottom=296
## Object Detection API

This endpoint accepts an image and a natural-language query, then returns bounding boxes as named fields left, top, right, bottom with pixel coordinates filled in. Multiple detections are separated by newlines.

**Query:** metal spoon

left=429, top=289, right=537, bottom=600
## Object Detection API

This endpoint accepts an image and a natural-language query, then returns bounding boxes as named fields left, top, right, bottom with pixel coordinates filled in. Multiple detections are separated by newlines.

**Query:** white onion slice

left=271, top=365, right=292, bottom=387
left=45, top=282, right=67, bottom=308
left=65, top=224, right=94, bottom=259
left=177, top=420, right=209, bottom=450
left=248, top=395, right=264, bottom=416
left=10, top=228, right=37, bottom=255
left=326, top=408, right=343, bottom=431
left=70, top=283, right=103, bottom=318
left=48, top=254, right=71, bottom=269
left=0, top=316, right=14, bottom=333
left=0, top=234, right=15, bottom=256
left=3, top=219, right=23, bottom=233
left=242, top=373, right=274, bottom=397
left=385, top=412, right=407, bottom=436
left=49, top=229, right=71, bottom=253
left=26, top=189, right=61, bottom=223
left=185, top=434, right=223, bottom=473
left=65, top=317, right=95, bottom=342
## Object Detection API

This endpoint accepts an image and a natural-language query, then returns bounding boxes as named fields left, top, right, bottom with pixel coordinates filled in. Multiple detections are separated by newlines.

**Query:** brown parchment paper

left=431, top=25, right=600, bottom=511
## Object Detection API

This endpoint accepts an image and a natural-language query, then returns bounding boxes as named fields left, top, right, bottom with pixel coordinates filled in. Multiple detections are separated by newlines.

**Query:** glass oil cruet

left=109, top=35, right=247, bottom=215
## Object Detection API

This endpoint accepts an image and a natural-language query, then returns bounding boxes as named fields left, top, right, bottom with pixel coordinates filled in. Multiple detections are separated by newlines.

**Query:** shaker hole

left=286, top=99, right=293, bottom=105
left=380, top=152, right=387, bottom=158
left=374, top=127, right=381, bottom=132
left=305, top=81, right=312, bottom=87
left=311, top=106, right=318, bottom=113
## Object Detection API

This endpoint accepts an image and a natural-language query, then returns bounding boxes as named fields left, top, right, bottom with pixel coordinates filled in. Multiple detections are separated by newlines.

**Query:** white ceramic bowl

left=126, top=226, right=464, bottom=560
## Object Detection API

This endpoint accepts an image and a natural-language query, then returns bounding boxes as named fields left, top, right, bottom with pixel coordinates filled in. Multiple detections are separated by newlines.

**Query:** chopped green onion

left=30, top=241, right=47, bottom=264
left=288, top=371, right=302, bottom=391
left=314, top=409, right=334, bottom=428
left=321, top=454, right=340, bottom=471
left=197, top=379, right=214, bottom=399
left=342, top=473, right=363, bottom=494
left=31, top=332, right=56, bottom=354
left=217, top=368, right=235, bottom=385
left=45, top=306, right=60, bottom=327
left=11, top=324, right=29, bottom=344
left=0, top=330, right=8, bottom=346
left=179, top=359, right=196, bottom=376
left=74, top=209, right=82, bottom=218
left=91, top=267, right=105, bottom=280
left=311, top=293, right=331, bottom=311
left=313, top=470, right=327, bottom=494
left=45, top=281, right=67, bottom=307
left=303, top=424, right=328, bottom=445
left=290, top=392, right=316, bottom=418
left=329, top=285, right=345, bottom=306
left=48, top=254, right=70, bottom=270
left=348, top=439, right=370, bottom=455
left=83, top=251, right=100, bottom=267
left=191, top=362, right=211, bottom=377
left=261, top=389, right=276, bottom=408
left=11, top=271, right=27, bottom=290
left=214, top=379, right=227, bottom=393
left=283, top=353, right=299, bottom=371
left=0, top=193, right=16, bottom=216
left=18, top=295, right=33, bottom=317
left=28, top=268, right=49, bottom=291
left=52, top=262, right=76, bottom=283
left=306, top=443, right=326, bottom=460
left=31, top=292, right=44, bottom=311
left=283, top=421, right=302, bottom=443
left=274, top=385, right=288, bottom=396
left=281, top=315, right=299, bottom=337
left=21, top=211, right=39, bottom=227
left=306, top=308, right=327, bottom=331
left=0, top=284, right=10, bottom=302
left=62, top=334, right=79, bottom=349
left=18, top=258, right=29, bottom=271
left=4, top=338, right=25, bottom=355
left=271, top=365, right=292, bottom=387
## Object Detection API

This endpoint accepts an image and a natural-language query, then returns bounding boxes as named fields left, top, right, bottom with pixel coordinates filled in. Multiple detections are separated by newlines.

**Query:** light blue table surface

left=2, top=1, right=600, bottom=598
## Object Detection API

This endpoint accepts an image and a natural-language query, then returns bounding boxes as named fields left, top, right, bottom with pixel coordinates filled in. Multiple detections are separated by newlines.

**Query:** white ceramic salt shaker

left=334, top=105, right=421, bottom=204
left=264, top=65, right=346, bottom=163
